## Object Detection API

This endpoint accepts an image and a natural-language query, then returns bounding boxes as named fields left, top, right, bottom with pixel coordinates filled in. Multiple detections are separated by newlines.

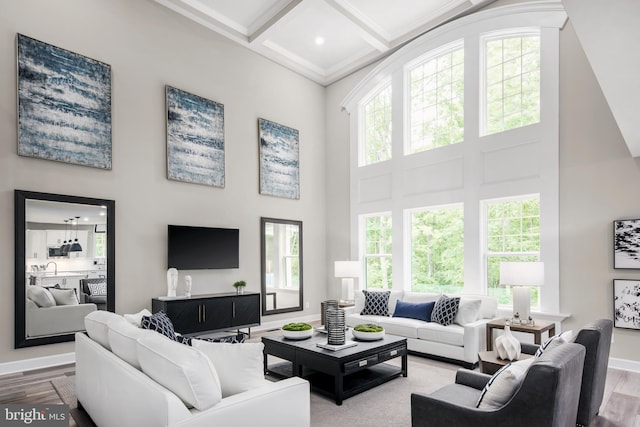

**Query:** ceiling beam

left=324, top=0, right=390, bottom=52
left=248, top=0, right=304, bottom=45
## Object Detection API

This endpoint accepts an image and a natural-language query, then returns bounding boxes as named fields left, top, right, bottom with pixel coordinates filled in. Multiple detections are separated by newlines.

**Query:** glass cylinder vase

left=326, top=308, right=346, bottom=346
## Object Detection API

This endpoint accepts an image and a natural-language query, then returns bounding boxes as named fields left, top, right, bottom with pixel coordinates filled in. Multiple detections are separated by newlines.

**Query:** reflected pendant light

left=61, top=219, right=70, bottom=255
left=70, top=216, right=83, bottom=252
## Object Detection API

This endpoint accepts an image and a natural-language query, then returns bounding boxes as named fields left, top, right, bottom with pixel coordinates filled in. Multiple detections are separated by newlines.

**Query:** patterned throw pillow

left=430, top=295, right=461, bottom=326
left=191, top=333, right=247, bottom=346
left=142, top=311, right=178, bottom=342
left=87, top=281, right=107, bottom=296
left=360, top=290, right=391, bottom=316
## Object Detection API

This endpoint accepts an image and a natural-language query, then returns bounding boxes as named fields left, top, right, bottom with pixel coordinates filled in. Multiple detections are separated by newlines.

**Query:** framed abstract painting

left=166, top=86, right=225, bottom=187
left=17, top=34, right=112, bottom=169
left=613, top=279, right=640, bottom=330
left=258, top=118, right=299, bottom=199
left=614, top=219, right=640, bottom=269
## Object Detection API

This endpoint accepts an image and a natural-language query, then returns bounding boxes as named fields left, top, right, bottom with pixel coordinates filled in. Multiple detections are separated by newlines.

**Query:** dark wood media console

left=152, top=292, right=260, bottom=336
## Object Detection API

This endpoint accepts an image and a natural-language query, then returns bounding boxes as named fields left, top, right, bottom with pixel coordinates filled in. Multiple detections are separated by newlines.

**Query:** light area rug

left=307, top=355, right=459, bottom=427
left=52, top=355, right=461, bottom=427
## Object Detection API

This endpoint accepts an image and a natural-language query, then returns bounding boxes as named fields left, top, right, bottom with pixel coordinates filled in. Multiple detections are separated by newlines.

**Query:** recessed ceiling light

left=99, top=212, right=106, bottom=216
left=83, top=217, right=89, bottom=221
left=315, top=36, right=325, bottom=46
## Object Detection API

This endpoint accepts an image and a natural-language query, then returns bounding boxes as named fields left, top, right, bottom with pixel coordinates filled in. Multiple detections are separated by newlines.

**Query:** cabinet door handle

left=232, top=302, right=236, bottom=318
left=203, top=305, right=206, bottom=322
left=198, top=305, right=202, bottom=323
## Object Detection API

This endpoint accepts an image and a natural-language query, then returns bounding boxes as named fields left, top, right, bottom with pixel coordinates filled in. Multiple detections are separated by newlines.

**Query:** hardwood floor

left=1, top=359, right=638, bottom=427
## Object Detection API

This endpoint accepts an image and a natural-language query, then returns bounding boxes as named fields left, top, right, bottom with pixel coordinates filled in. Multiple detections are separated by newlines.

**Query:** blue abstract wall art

left=166, top=86, right=225, bottom=187
left=17, top=34, right=112, bottom=169
left=259, top=118, right=299, bottom=200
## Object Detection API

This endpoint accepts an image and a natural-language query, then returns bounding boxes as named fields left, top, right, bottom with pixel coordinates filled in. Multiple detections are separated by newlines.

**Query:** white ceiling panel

left=264, top=0, right=376, bottom=71
left=195, top=0, right=289, bottom=34
left=341, top=0, right=468, bottom=42
left=153, top=0, right=496, bottom=85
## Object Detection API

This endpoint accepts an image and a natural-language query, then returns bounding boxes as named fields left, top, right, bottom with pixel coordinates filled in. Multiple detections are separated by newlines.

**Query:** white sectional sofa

left=76, top=311, right=310, bottom=427
left=345, top=290, right=498, bottom=368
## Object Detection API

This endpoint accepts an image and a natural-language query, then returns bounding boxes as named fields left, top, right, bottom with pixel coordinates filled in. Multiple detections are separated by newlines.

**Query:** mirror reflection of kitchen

left=25, top=199, right=108, bottom=339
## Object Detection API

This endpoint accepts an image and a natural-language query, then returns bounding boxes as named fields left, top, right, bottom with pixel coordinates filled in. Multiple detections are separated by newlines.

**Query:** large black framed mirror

left=261, top=217, right=303, bottom=315
left=15, top=190, right=115, bottom=348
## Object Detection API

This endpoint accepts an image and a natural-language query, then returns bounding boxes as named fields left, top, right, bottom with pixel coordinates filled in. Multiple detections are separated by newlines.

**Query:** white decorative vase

left=167, top=268, right=178, bottom=297
left=495, top=325, right=521, bottom=361
left=184, top=275, right=192, bottom=298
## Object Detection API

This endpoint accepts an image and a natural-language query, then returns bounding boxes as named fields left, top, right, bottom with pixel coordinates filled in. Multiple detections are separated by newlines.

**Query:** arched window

left=343, top=3, right=566, bottom=315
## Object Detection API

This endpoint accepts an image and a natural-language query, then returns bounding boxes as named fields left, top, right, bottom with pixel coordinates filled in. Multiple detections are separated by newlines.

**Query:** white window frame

left=360, top=212, right=393, bottom=289
left=406, top=203, right=465, bottom=293
left=481, top=194, right=541, bottom=308
left=404, top=39, right=465, bottom=155
left=343, top=3, right=565, bottom=316
left=479, top=27, right=541, bottom=137
left=358, top=80, right=393, bottom=167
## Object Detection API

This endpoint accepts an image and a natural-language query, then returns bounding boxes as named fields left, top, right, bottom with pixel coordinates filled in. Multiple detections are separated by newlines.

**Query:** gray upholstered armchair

left=521, top=319, right=613, bottom=427
left=411, top=343, right=586, bottom=427
left=80, top=278, right=107, bottom=310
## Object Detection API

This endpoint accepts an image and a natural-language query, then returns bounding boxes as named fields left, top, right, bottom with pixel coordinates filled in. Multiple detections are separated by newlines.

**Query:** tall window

left=484, top=195, right=540, bottom=306
left=363, top=213, right=392, bottom=288
left=94, top=231, right=106, bottom=258
left=345, top=4, right=562, bottom=312
left=483, top=30, right=540, bottom=135
left=408, top=43, right=464, bottom=154
left=409, top=205, right=464, bottom=293
left=362, top=85, right=392, bottom=165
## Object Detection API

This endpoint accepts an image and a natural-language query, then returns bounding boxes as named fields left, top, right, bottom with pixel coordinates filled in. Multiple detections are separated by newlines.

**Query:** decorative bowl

left=281, top=323, right=313, bottom=340
left=352, top=324, right=385, bottom=341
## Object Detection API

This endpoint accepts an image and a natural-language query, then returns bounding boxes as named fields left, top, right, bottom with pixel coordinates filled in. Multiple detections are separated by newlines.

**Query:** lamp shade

left=499, top=261, right=544, bottom=287
left=334, top=261, right=360, bottom=278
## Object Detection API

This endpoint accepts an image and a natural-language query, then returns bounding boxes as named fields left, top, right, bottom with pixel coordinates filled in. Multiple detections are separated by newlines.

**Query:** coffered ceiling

left=153, top=0, right=495, bottom=85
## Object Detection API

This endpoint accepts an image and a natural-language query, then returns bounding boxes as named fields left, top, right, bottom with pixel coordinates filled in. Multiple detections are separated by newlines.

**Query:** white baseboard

left=609, top=357, right=640, bottom=373
left=0, top=352, right=75, bottom=376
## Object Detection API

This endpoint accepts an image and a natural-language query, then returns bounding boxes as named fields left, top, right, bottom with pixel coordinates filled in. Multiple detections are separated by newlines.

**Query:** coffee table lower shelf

left=266, top=362, right=403, bottom=403
left=306, top=363, right=403, bottom=402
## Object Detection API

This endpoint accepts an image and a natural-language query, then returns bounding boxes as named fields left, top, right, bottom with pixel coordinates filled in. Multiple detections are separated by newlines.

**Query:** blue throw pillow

left=392, top=300, right=435, bottom=322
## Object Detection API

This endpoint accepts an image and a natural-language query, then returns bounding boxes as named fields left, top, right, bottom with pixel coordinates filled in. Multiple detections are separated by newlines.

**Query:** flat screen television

left=168, top=225, right=239, bottom=270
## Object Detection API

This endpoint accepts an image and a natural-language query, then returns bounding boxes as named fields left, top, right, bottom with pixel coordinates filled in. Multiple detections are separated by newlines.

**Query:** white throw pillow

left=48, top=288, right=79, bottom=306
left=108, top=320, right=154, bottom=369
left=454, top=298, right=481, bottom=325
left=477, top=357, right=534, bottom=409
left=27, top=286, right=56, bottom=308
left=137, top=333, right=222, bottom=410
left=84, top=310, right=127, bottom=350
left=124, top=309, right=152, bottom=327
left=534, top=330, right=573, bottom=357
left=191, top=340, right=266, bottom=398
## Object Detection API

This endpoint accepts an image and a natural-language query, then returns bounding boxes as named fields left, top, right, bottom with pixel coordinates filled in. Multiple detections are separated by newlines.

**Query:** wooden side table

left=478, top=351, right=533, bottom=375
left=485, top=318, right=555, bottom=351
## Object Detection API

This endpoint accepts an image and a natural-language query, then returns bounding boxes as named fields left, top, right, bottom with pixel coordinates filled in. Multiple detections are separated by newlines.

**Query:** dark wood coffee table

left=263, top=332, right=407, bottom=405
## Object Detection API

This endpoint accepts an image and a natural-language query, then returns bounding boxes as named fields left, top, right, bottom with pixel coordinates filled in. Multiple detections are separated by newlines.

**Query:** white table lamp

left=499, top=261, right=544, bottom=324
left=334, top=261, right=360, bottom=303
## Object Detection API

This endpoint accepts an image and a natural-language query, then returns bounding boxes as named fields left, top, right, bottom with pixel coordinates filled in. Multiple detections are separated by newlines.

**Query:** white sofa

left=27, top=299, right=96, bottom=337
left=345, top=290, right=498, bottom=368
left=75, top=311, right=310, bottom=427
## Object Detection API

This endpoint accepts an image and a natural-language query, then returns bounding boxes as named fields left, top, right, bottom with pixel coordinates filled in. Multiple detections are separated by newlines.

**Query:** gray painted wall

left=0, top=0, right=326, bottom=363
